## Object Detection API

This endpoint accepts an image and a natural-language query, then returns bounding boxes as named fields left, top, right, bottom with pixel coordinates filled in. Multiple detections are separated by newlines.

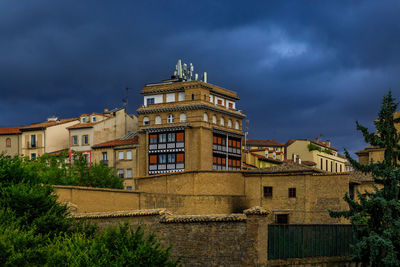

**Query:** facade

left=92, top=133, right=138, bottom=190
left=67, top=108, right=138, bottom=164
left=286, top=138, right=348, bottom=172
left=0, top=127, right=22, bottom=157
left=20, top=117, right=79, bottom=159
left=136, top=63, right=246, bottom=176
left=242, top=139, right=285, bottom=168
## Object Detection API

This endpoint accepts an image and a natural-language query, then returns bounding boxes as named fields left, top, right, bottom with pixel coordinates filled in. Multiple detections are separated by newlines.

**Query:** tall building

left=136, top=60, right=246, bottom=176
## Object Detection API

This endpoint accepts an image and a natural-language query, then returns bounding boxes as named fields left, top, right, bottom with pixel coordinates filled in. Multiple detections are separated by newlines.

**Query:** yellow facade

left=286, top=139, right=347, bottom=172
left=20, top=118, right=79, bottom=159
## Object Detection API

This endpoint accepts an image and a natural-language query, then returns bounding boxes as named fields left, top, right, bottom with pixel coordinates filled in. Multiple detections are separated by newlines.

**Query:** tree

left=330, top=91, right=400, bottom=266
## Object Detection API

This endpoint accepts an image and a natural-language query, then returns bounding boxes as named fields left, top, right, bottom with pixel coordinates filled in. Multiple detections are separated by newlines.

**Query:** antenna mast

left=123, top=87, right=131, bottom=109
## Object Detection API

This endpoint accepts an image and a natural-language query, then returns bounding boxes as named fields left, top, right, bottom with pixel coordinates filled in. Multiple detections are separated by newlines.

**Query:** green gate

left=268, top=224, right=355, bottom=260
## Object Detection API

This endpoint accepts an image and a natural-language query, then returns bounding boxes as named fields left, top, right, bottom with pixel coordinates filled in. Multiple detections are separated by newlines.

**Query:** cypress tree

left=330, top=91, right=400, bottom=266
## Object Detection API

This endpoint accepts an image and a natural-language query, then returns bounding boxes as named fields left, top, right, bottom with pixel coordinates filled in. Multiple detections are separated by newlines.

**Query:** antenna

left=123, top=87, right=131, bottom=109
left=244, top=119, right=249, bottom=148
left=203, top=72, right=207, bottom=83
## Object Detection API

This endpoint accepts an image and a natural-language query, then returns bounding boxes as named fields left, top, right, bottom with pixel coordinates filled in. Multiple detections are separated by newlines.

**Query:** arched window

left=5, top=138, right=11, bottom=147
left=155, top=116, right=162, bottom=125
left=143, top=116, right=150, bottom=126
left=228, top=119, right=232, bottom=128
left=220, top=117, right=225, bottom=126
left=167, top=114, right=174, bottom=123
left=235, top=121, right=239, bottom=130
left=212, top=115, right=217, bottom=124
left=180, top=113, right=187, bottom=122
left=203, top=113, right=208, bottom=122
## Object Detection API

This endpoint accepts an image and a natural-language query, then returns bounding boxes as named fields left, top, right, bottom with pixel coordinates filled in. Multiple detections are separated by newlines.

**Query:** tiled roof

left=21, top=118, right=78, bottom=130
left=246, top=139, right=284, bottom=147
left=243, top=206, right=269, bottom=215
left=72, top=209, right=169, bottom=219
left=250, top=153, right=284, bottom=164
left=160, top=214, right=246, bottom=223
left=0, top=126, right=22, bottom=135
left=67, top=122, right=95, bottom=129
left=92, top=136, right=138, bottom=149
left=301, top=160, right=317, bottom=166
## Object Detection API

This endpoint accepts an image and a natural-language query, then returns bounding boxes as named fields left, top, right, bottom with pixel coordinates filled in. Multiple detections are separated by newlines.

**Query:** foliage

left=330, top=91, right=400, bottom=266
left=0, top=154, right=178, bottom=266
left=307, top=143, right=332, bottom=155
left=2, top=152, right=123, bottom=189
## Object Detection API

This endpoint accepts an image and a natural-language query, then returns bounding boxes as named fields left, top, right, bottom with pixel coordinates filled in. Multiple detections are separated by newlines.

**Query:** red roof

left=67, top=122, right=95, bottom=129
left=21, top=118, right=78, bottom=131
left=246, top=139, right=284, bottom=147
left=0, top=126, right=22, bottom=135
left=250, top=153, right=284, bottom=163
left=92, top=136, right=139, bottom=148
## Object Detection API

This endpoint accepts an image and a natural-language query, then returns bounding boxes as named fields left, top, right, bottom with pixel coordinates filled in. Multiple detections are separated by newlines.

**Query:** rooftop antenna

left=244, top=119, right=249, bottom=148
left=177, top=59, right=183, bottom=79
left=203, top=72, right=207, bottom=83
left=123, top=87, right=131, bottom=109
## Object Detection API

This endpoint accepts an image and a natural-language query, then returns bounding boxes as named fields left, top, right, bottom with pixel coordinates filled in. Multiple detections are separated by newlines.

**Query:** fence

left=268, top=224, right=355, bottom=260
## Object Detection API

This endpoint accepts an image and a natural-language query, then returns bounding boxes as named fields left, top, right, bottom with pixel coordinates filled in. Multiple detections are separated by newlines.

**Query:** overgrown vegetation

left=330, top=91, right=400, bottom=266
left=0, top=154, right=178, bottom=266
left=307, top=143, right=332, bottom=155
left=3, top=152, right=123, bottom=189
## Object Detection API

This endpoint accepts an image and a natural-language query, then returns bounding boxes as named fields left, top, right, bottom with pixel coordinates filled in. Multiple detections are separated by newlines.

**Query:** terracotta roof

left=301, top=160, right=317, bottom=166
left=72, top=209, right=169, bottom=219
left=160, top=214, right=246, bottom=223
left=21, top=118, right=78, bottom=131
left=246, top=139, right=284, bottom=147
left=67, top=122, right=95, bottom=129
left=243, top=206, right=269, bottom=215
left=0, top=126, right=22, bottom=135
left=242, top=162, right=257, bottom=168
left=250, top=153, right=284, bottom=164
left=92, top=136, right=139, bottom=149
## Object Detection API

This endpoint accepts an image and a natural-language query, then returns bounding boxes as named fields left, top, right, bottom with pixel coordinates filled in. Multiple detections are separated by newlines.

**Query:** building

left=20, top=117, right=79, bottom=159
left=286, top=137, right=348, bottom=172
left=67, top=108, right=138, bottom=164
left=136, top=60, right=246, bottom=176
left=92, top=132, right=138, bottom=190
left=0, top=127, right=22, bottom=157
left=242, top=139, right=285, bottom=168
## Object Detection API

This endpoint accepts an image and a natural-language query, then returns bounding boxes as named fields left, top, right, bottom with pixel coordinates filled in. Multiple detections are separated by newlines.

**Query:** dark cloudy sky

left=1, top=1, right=399, bottom=155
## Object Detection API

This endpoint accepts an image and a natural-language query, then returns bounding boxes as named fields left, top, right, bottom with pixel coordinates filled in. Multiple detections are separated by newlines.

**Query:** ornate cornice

left=213, top=128, right=244, bottom=138
left=144, top=125, right=188, bottom=133
left=137, top=104, right=246, bottom=119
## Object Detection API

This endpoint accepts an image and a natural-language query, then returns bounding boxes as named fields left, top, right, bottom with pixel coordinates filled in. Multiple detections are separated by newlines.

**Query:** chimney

left=292, top=154, right=296, bottom=163
left=47, top=115, right=58, bottom=122
left=326, top=140, right=331, bottom=147
left=298, top=158, right=302, bottom=165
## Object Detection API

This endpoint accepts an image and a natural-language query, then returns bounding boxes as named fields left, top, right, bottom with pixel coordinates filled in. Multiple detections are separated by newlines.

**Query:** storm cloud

left=1, top=0, right=399, bottom=155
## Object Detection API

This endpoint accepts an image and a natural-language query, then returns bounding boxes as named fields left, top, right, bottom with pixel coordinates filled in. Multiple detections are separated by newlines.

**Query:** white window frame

left=126, top=150, right=132, bottom=160
left=155, top=116, right=161, bottom=125
left=118, top=151, right=124, bottom=160
left=126, top=168, right=132, bottom=178
left=143, top=116, right=150, bottom=126
left=167, top=114, right=174, bottom=123
left=180, top=113, right=186, bottom=122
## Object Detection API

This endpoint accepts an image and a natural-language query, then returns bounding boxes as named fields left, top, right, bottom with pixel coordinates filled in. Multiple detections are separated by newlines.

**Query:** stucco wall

left=0, top=134, right=21, bottom=156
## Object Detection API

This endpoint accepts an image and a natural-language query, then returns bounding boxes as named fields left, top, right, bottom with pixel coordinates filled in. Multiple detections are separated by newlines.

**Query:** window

left=167, top=114, right=174, bottom=123
left=143, top=117, right=150, bottom=126
left=331, top=161, right=333, bottom=172
left=118, top=151, right=124, bottom=160
left=177, top=153, right=184, bottom=162
left=167, top=133, right=175, bottom=142
left=117, top=169, right=124, bottom=178
left=203, top=113, right=208, bottom=122
left=5, top=138, right=11, bottom=147
left=149, top=155, right=157, bottom=164
left=227, top=119, right=232, bottom=128
left=72, top=136, right=78, bottom=146
left=212, top=115, right=217, bottom=124
left=159, top=133, right=166, bottom=143
left=235, top=121, right=239, bottom=130
left=159, top=154, right=167, bottom=164
left=191, top=94, right=194, bottom=100
left=336, top=163, right=338, bottom=172
left=150, top=134, right=158, bottom=144
left=168, top=154, right=176, bottom=163
left=92, top=116, right=96, bottom=122
left=217, top=99, right=223, bottom=105
left=126, top=186, right=132, bottom=190
left=179, top=113, right=186, bottom=122
left=263, top=186, right=273, bottom=198
left=126, top=168, right=132, bottom=178
left=320, top=158, right=323, bottom=169
left=82, top=135, right=89, bottom=145
left=31, top=135, right=36, bottom=147
left=126, top=150, right=132, bottom=160
left=102, top=152, right=107, bottom=161
left=146, top=98, right=155, bottom=106
left=155, top=116, right=161, bottom=125
left=220, top=117, right=224, bottom=126
left=326, top=160, right=328, bottom=171
left=340, top=164, right=342, bottom=172
left=166, top=93, right=175, bottom=103
left=176, top=132, right=184, bottom=142
left=81, top=117, right=86, bottom=123
left=289, top=188, right=296, bottom=198
left=276, top=214, right=289, bottom=224
left=228, top=102, right=233, bottom=109
left=178, top=92, right=185, bottom=101
left=31, top=153, right=36, bottom=160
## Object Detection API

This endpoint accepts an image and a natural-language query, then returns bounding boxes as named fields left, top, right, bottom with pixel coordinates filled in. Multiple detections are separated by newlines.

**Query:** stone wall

left=73, top=207, right=354, bottom=267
